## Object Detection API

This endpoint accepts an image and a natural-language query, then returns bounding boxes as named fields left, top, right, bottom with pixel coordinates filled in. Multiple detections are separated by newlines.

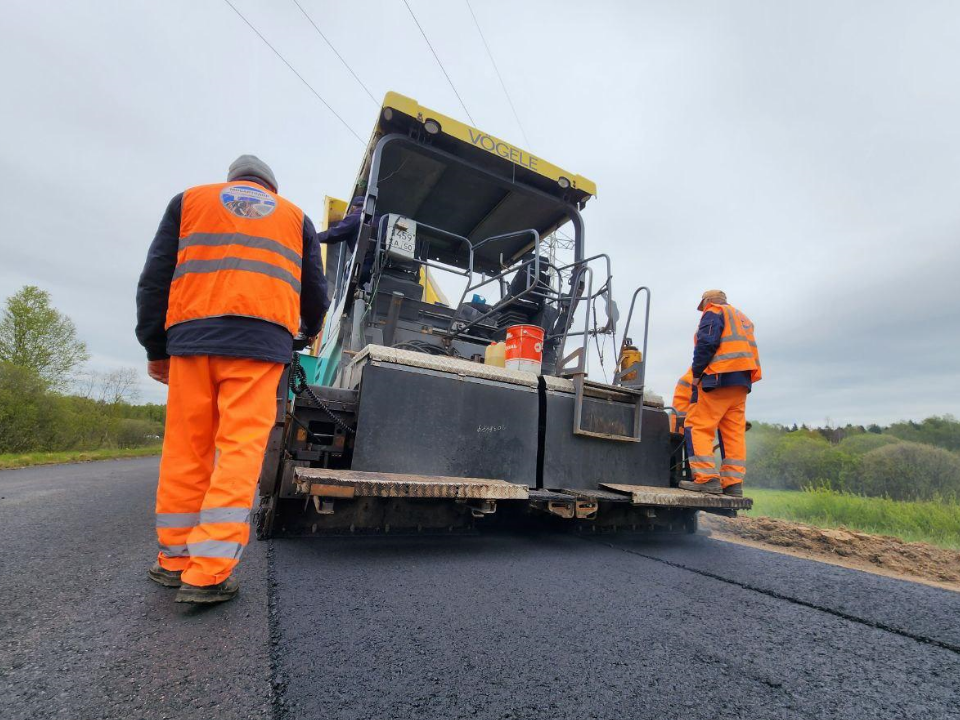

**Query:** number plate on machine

left=385, top=214, right=417, bottom=261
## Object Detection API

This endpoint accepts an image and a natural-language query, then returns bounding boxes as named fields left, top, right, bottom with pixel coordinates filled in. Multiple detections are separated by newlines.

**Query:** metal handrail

left=557, top=266, right=594, bottom=377
left=561, top=282, right=651, bottom=444
left=549, top=254, right=617, bottom=374
left=444, top=230, right=552, bottom=340
left=614, top=287, right=651, bottom=390
left=369, top=215, right=475, bottom=281
left=561, top=268, right=643, bottom=443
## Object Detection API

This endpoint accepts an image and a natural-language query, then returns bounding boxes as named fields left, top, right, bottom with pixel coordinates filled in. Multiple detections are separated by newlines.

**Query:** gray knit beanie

left=227, top=154, right=278, bottom=192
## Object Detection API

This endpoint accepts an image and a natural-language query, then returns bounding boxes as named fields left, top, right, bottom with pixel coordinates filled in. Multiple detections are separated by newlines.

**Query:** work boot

left=723, top=483, right=744, bottom=497
left=678, top=479, right=723, bottom=495
left=147, top=561, right=182, bottom=588
left=175, top=576, right=239, bottom=605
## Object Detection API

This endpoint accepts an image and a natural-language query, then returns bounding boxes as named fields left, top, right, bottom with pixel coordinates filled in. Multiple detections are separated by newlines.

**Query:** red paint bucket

left=504, top=324, right=544, bottom=375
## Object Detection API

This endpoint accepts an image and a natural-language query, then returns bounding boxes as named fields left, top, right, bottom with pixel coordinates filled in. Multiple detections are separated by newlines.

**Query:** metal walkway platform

left=294, top=468, right=530, bottom=501
left=292, top=469, right=749, bottom=510
left=600, top=483, right=753, bottom=510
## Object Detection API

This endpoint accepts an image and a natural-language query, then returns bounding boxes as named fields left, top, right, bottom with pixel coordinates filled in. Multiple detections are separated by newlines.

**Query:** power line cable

left=221, top=0, right=365, bottom=145
left=399, top=0, right=476, bottom=125
left=290, top=0, right=379, bottom=106
left=464, top=0, right=531, bottom=149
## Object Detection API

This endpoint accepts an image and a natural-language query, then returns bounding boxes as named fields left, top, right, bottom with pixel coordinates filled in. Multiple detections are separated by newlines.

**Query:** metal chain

left=289, top=354, right=356, bottom=435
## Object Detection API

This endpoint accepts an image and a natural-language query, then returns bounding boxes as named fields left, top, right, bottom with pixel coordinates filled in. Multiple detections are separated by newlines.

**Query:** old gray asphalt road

left=3, top=459, right=959, bottom=719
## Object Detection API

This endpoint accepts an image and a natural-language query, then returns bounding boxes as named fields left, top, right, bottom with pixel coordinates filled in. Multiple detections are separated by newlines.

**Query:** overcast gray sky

left=2, top=0, right=959, bottom=425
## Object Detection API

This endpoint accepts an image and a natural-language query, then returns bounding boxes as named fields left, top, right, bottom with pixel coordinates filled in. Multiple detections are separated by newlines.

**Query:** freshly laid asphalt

left=2, top=459, right=959, bottom=719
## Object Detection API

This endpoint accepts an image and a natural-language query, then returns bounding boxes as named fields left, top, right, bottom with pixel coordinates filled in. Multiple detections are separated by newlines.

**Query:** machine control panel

left=384, top=214, right=417, bottom=261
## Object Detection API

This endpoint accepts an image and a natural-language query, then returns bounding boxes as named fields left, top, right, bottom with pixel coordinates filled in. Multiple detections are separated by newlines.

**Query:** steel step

left=600, top=483, right=752, bottom=510
left=528, top=489, right=578, bottom=502
left=560, top=488, right=632, bottom=503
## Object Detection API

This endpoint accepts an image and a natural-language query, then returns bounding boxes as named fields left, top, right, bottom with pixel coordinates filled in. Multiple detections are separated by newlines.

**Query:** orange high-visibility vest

left=165, top=182, right=304, bottom=335
left=699, top=303, right=761, bottom=383
left=671, top=368, right=695, bottom=432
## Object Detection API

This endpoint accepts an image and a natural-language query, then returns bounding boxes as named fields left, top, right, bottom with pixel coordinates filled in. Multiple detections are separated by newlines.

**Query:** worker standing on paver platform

left=317, top=195, right=364, bottom=247
left=679, top=290, right=761, bottom=497
left=317, top=195, right=380, bottom=284
left=671, top=368, right=695, bottom=433
left=136, top=155, right=328, bottom=604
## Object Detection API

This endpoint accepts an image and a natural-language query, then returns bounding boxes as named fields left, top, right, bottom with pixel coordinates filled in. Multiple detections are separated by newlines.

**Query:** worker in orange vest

left=136, top=155, right=328, bottom=604
left=679, top=290, right=761, bottom=497
left=671, top=368, right=695, bottom=433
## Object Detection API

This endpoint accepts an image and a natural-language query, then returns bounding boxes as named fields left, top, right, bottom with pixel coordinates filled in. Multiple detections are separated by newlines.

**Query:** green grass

left=745, top=487, right=960, bottom=551
left=0, top=445, right=162, bottom=470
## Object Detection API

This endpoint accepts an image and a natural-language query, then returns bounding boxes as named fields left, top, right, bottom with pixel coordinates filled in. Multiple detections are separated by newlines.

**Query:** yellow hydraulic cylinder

left=619, top=345, right=642, bottom=382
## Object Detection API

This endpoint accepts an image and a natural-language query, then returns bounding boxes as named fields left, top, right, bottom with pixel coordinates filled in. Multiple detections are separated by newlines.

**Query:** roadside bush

left=123, top=403, right=165, bottom=425
left=850, top=441, right=960, bottom=501
left=0, top=360, right=163, bottom=453
left=0, top=362, right=54, bottom=453
left=744, top=417, right=960, bottom=501
left=745, top=423, right=785, bottom=461
left=115, top=419, right=164, bottom=448
left=838, top=433, right=901, bottom=455
left=885, top=415, right=960, bottom=453
left=47, top=394, right=115, bottom=449
left=751, top=433, right=846, bottom=490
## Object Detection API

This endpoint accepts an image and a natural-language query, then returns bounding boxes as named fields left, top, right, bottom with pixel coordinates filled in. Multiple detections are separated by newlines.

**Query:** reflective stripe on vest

left=165, top=182, right=305, bottom=335
left=172, top=257, right=301, bottom=294
left=701, top=304, right=762, bottom=382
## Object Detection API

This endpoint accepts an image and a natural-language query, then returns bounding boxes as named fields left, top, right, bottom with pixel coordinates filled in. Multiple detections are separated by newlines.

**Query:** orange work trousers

left=155, top=355, right=283, bottom=587
left=684, top=385, right=747, bottom=489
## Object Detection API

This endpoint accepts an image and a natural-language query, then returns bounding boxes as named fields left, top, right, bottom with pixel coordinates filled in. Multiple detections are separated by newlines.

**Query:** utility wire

left=221, top=0, right=365, bottom=145
left=400, top=0, right=476, bottom=126
left=464, top=0, right=531, bottom=149
left=290, top=0, right=379, bottom=106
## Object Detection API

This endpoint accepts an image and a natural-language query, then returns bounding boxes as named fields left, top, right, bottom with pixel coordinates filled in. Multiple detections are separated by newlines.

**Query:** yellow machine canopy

left=342, top=92, right=596, bottom=275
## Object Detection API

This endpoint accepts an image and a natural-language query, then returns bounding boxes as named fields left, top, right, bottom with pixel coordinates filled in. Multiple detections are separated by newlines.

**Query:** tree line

left=0, top=285, right=163, bottom=454
left=746, top=416, right=960, bottom=502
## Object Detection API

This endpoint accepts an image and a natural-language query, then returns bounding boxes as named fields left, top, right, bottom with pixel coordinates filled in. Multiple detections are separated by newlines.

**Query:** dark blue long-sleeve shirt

left=136, top=187, right=329, bottom=363
left=317, top=202, right=382, bottom=284
left=691, top=308, right=752, bottom=393
left=317, top=206, right=362, bottom=249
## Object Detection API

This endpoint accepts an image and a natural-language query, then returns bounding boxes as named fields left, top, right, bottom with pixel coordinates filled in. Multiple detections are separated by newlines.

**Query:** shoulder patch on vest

left=220, top=185, right=276, bottom=219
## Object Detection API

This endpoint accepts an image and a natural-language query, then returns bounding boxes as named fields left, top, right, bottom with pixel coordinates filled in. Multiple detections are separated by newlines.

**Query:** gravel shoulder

left=703, top=513, right=960, bottom=591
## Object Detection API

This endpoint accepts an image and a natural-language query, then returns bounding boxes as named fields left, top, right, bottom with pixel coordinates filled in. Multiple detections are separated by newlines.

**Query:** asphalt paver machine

left=256, top=92, right=750, bottom=538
